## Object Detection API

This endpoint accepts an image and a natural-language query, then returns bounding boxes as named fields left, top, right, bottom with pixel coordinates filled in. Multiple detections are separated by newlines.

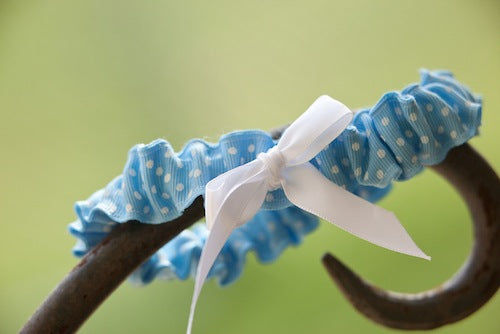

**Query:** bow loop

left=277, top=95, right=354, bottom=166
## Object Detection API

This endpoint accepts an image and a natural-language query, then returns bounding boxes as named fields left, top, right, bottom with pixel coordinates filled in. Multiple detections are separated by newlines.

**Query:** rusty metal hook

left=322, top=143, right=500, bottom=329
left=22, top=126, right=498, bottom=333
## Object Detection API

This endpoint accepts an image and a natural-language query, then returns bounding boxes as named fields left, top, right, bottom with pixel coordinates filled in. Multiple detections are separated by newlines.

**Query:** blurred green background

left=0, top=0, right=498, bottom=333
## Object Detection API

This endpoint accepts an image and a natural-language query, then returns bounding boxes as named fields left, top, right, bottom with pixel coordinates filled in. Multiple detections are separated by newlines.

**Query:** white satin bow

left=187, top=95, right=430, bottom=333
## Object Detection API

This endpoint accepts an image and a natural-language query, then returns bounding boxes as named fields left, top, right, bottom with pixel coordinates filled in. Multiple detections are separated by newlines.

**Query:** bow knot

left=257, top=145, right=285, bottom=190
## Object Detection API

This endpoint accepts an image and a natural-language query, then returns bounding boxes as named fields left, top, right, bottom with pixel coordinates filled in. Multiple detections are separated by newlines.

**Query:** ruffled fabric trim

left=69, top=69, right=481, bottom=286
left=130, top=207, right=318, bottom=286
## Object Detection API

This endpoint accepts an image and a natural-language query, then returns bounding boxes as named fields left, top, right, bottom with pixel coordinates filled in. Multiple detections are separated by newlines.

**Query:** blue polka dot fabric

left=69, top=69, right=482, bottom=286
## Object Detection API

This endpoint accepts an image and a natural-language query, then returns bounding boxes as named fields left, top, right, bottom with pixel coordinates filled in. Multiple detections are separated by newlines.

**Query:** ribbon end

left=384, top=212, right=431, bottom=261
left=283, top=166, right=432, bottom=262
left=417, top=251, right=432, bottom=261
left=404, top=246, right=431, bottom=261
left=187, top=311, right=194, bottom=334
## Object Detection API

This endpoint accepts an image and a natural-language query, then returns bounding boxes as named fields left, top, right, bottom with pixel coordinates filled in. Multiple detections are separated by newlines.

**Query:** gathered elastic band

left=69, top=69, right=481, bottom=286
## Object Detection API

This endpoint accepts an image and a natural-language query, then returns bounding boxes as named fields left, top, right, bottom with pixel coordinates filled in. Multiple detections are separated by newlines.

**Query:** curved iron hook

left=322, top=143, right=500, bottom=329
left=22, top=126, right=498, bottom=333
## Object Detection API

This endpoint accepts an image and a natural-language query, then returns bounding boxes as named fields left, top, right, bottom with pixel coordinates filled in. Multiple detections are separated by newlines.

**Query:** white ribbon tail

left=187, top=217, right=234, bottom=334
left=187, top=170, right=269, bottom=334
left=282, top=163, right=430, bottom=260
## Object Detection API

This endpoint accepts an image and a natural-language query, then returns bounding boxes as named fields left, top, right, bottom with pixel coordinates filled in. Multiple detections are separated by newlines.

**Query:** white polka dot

left=441, top=107, right=450, bottom=116
left=164, top=173, right=171, bottom=183
left=204, top=157, right=211, bottom=166
left=133, top=191, right=142, bottom=200
left=411, top=155, right=418, bottom=164
left=396, top=138, right=405, bottom=146
left=188, top=190, right=193, bottom=198
left=354, top=167, right=362, bottom=177
left=376, top=169, right=384, bottom=180
left=248, top=144, right=255, bottom=153
left=146, top=160, right=154, bottom=169
left=143, top=206, right=150, bottom=214
left=193, top=168, right=202, bottom=177
left=265, top=193, right=274, bottom=202
left=445, top=86, right=453, bottom=93
left=228, top=147, right=237, bottom=155
left=450, top=130, right=457, bottom=139
left=351, top=142, right=360, bottom=151
left=396, top=156, right=403, bottom=163
left=162, top=192, right=170, bottom=199
left=395, top=107, right=402, bottom=115
left=315, top=157, right=322, bottom=165
left=161, top=207, right=169, bottom=214
left=176, top=183, right=184, bottom=191
left=381, top=117, right=390, bottom=126
left=128, top=169, right=136, bottom=177
left=156, top=167, right=163, bottom=176
left=176, top=160, right=183, bottom=168
left=363, top=172, right=369, bottom=180
left=366, top=129, right=371, bottom=137
left=426, top=104, right=433, bottom=112
left=409, top=113, right=417, bottom=122
left=422, top=153, right=430, bottom=159
left=434, top=141, right=440, bottom=148
left=107, top=203, right=117, bottom=214
left=405, top=130, right=413, bottom=138
left=188, top=170, right=193, bottom=178
left=295, top=220, right=305, bottom=229
left=126, top=203, right=133, bottom=212
left=240, top=157, right=245, bottom=164
left=420, top=136, right=429, bottom=144
left=331, top=165, right=340, bottom=174
left=164, top=150, right=173, bottom=158
left=437, top=126, right=444, bottom=134
left=341, top=158, right=349, bottom=166
left=151, top=185, right=157, bottom=194
left=377, top=149, right=386, bottom=158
